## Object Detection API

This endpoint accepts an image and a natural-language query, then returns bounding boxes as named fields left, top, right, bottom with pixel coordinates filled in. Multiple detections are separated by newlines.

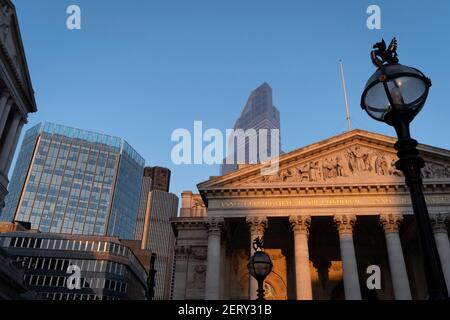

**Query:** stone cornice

left=170, top=218, right=206, bottom=234
left=199, top=182, right=450, bottom=201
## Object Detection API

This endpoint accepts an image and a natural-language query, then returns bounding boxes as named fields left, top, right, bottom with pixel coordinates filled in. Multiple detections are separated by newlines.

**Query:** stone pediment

left=198, top=130, right=450, bottom=191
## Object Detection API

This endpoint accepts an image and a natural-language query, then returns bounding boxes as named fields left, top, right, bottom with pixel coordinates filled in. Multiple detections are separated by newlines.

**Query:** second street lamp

left=361, top=37, right=448, bottom=300
left=247, top=237, right=273, bottom=300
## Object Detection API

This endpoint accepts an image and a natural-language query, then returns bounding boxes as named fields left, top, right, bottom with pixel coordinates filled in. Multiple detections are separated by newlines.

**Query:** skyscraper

left=221, top=82, right=281, bottom=175
left=144, top=166, right=171, bottom=192
left=0, top=122, right=145, bottom=240
left=135, top=167, right=178, bottom=300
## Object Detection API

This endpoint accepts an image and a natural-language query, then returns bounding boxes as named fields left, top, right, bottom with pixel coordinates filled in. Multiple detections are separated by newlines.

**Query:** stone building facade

left=171, top=129, right=450, bottom=300
left=0, top=0, right=37, bottom=209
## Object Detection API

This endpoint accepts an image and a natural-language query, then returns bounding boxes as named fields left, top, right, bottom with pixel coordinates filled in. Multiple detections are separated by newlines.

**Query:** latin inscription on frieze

left=216, top=195, right=450, bottom=209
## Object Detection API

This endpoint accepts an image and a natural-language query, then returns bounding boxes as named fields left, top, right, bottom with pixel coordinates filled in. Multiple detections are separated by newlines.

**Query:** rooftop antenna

left=339, top=59, right=352, bottom=131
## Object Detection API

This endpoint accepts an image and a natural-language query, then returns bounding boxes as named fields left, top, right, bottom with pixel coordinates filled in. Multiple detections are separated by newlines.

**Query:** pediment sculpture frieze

left=255, top=145, right=450, bottom=184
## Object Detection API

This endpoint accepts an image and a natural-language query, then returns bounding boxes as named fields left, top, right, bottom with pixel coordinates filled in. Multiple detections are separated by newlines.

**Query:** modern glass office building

left=221, top=83, right=282, bottom=175
left=0, top=123, right=145, bottom=240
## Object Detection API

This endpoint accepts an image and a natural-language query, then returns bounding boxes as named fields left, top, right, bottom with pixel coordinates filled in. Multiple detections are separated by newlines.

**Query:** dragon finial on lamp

left=371, top=37, right=399, bottom=68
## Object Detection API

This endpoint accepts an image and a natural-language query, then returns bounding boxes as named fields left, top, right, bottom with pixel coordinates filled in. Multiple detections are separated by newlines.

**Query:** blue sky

left=11, top=0, right=450, bottom=199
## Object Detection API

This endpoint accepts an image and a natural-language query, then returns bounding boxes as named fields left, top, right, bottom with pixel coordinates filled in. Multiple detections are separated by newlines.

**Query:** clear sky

left=10, top=0, right=450, bottom=200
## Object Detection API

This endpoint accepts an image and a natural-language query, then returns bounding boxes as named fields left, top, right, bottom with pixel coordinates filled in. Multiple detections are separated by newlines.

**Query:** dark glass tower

left=221, top=83, right=282, bottom=175
left=0, top=123, right=145, bottom=240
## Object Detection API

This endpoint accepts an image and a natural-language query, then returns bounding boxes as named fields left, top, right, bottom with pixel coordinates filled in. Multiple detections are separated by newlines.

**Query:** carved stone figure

left=280, top=168, right=293, bottom=181
left=388, top=158, right=402, bottom=176
left=262, top=173, right=279, bottom=183
left=309, top=161, right=321, bottom=181
left=375, top=155, right=389, bottom=175
left=422, top=162, right=434, bottom=179
left=354, top=146, right=367, bottom=171
left=322, top=158, right=335, bottom=179
left=299, top=164, right=310, bottom=182
left=335, top=156, right=346, bottom=177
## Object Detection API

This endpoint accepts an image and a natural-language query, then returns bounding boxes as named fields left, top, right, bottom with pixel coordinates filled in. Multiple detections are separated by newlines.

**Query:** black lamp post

left=247, top=237, right=273, bottom=300
left=361, top=38, right=448, bottom=300
left=147, top=253, right=157, bottom=300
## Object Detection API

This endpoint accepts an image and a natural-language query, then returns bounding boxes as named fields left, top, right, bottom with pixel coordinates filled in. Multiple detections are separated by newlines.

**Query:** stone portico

left=171, top=130, right=450, bottom=300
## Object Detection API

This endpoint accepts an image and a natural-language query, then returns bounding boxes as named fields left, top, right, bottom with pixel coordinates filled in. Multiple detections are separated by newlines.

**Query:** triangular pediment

left=198, top=129, right=450, bottom=191
left=0, top=2, right=37, bottom=112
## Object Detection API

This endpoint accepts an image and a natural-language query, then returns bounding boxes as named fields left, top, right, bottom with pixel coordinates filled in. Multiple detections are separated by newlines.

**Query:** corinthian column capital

left=246, top=216, right=268, bottom=236
left=380, top=214, right=404, bottom=234
left=334, top=215, right=356, bottom=235
left=289, top=215, right=311, bottom=236
left=430, top=213, right=449, bottom=233
left=206, top=217, right=224, bottom=235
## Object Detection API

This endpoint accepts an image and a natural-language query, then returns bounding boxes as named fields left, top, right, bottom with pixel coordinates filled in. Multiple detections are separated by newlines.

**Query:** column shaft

left=4, top=120, right=24, bottom=174
left=0, top=112, right=21, bottom=172
left=431, top=214, right=450, bottom=294
left=289, top=215, right=312, bottom=300
left=334, top=215, right=361, bottom=300
left=0, top=97, right=13, bottom=139
left=205, top=218, right=223, bottom=300
left=380, top=214, right=411, bottom=300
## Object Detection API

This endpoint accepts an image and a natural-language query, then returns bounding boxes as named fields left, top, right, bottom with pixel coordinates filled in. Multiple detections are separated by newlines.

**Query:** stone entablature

left=204, top=193, right=450, bottom=217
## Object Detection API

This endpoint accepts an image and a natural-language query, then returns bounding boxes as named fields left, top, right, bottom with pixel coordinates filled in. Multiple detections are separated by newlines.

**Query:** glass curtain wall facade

left=0, top=232, right=149, bottom=300
left=221, top=82, right=282, bottom=175
left=0, top=123, right=145, bottom=240
left=137, top=189, right=178, bottom=300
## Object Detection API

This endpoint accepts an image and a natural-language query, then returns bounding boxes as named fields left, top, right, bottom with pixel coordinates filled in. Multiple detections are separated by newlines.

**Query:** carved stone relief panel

left=257, top=145, right=404, bottom=184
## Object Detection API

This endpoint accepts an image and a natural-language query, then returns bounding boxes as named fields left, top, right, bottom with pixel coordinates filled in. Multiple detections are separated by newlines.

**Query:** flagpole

left=339, top=59, right=351, bottom=131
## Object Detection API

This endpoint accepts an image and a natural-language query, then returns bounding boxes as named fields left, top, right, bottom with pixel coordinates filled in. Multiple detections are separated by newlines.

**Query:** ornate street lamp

left=247, top=237, right=273, bottom=300
left=361, top=38, right=448, bottom=300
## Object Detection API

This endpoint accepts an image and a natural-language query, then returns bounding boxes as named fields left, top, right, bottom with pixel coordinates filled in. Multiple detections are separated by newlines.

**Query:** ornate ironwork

left=371, top=37, right=399, bottom=68
left=252, top=236, right=264, bottom=252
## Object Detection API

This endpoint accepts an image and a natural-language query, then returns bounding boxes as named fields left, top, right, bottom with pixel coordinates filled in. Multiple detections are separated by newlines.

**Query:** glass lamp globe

left=247, top=251, right=273, bottom=280
left=361, top=64, right=432, bottom=126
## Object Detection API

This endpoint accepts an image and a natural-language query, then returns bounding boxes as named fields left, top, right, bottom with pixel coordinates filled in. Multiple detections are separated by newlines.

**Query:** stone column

left=204, top=217, right=223, bottom=300
left=430, top=213, right=450, bottom=294
left=334, top=215, right=361, bottom=300
left=380, top=214, right=412, bottom=300
left=3, top=119, right=24, bottom=174
left=0, top=95, right=13, bottom=139
left=246, top=216, right=268, bottom=300
left=0, top=112, right=22, bottom=173
left=289, top=215, right=312, bottom=300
